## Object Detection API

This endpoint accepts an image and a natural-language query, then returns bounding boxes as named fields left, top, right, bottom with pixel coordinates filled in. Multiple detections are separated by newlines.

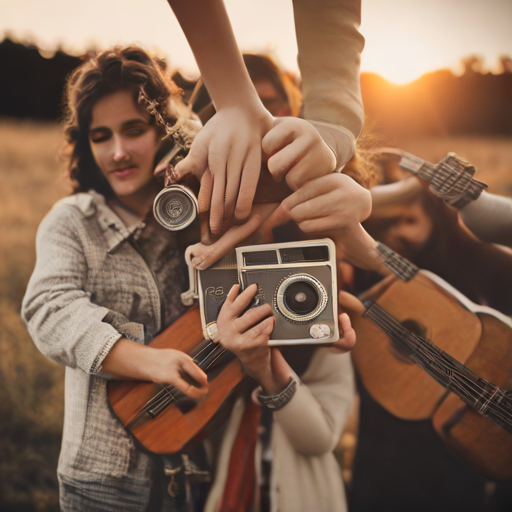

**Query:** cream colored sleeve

left=293, top=0, right=365, bottom=169
left=459, top=191, right=512, bottom=248
left=273, top=348, right=355, bottom=456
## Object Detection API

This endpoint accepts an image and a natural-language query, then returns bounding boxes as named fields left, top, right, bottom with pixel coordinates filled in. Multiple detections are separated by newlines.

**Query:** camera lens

left=284, top=282, right=318, bottom=315
left=275, top=273, right=328, bottom=324
left=153, top=185, right=198, bottom=231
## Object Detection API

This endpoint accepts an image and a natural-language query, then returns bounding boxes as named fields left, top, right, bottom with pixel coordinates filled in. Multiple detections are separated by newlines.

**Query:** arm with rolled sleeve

left=293, top=0, right=365, bottom=170
left=274, top=348, right=355, bottom=456
left=21, top=205, right=122, bottom=376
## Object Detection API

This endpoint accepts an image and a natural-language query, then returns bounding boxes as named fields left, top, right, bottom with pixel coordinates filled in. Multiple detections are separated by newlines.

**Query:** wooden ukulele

left=108, top=306, right=245, bottom=454
left=341, top=269, right=512, bottom=480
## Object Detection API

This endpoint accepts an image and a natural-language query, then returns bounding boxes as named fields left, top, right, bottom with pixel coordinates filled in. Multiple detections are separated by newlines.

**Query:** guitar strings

left=132, top=341, right=228, bottom=421
left=367, top=309, right=512, bottom=430
left=367, top=305, right=510, bottom=413
left=367, top=304, right=512, bottom=427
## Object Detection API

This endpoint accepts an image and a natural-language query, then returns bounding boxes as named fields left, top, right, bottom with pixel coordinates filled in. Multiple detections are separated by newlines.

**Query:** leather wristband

left=256, top=378, right=298, bottom=411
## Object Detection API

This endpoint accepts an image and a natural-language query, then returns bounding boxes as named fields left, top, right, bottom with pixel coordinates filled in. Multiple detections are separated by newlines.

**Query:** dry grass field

left=0, top=119, right=511, bottom=511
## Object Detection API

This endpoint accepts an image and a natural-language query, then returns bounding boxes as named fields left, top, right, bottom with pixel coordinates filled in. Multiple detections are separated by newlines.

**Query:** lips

left=110, top=165, right=137, bottom=178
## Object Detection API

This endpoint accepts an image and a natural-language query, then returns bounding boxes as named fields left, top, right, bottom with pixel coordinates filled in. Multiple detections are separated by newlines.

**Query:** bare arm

left=167, top=0, right=273, bottom=233
left=101, top=338, right=208, bottom=399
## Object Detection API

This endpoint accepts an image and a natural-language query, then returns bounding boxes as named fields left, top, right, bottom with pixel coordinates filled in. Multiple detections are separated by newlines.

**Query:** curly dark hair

left=61, top=46, right=187, bottom=198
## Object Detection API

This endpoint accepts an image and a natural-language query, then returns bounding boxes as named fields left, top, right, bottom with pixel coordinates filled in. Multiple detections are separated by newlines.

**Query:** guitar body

left=433, top=313, right=512, bottom=480
left=342, top=273, right=512, bottom=480
left=107, top=306, right=244, bottom=454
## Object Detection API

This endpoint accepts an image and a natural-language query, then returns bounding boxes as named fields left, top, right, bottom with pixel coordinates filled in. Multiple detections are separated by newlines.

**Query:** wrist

left=260, top=373, right=293, bottom=396
left=257, top=377, right=298, bottom=411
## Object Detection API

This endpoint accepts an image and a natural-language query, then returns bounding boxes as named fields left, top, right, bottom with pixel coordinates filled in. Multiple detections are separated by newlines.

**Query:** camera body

left=182, top=239, right=339, bottom=346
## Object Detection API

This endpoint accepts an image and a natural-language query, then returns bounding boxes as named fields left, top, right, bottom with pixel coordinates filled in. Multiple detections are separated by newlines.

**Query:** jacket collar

left=71, top=190, right=146, bottom=253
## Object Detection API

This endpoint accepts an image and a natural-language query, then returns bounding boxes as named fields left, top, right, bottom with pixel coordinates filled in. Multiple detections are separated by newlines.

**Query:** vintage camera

left=182, top=239, right=339, bottom=346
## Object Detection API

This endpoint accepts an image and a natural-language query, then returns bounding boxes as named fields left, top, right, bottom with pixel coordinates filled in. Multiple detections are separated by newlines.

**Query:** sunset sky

left=1, top=0, right=511, bottom=85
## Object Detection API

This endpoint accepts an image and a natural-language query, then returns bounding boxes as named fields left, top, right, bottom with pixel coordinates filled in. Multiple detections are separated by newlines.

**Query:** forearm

left=167, top=0, right=261, bottom=110
left=460, top=191, right=512, bottom=247
left=293, top=0, right=365, bottom=138
left=101, top=337, right=159, bottom=380
left=274, top=350, right=355, bottom=456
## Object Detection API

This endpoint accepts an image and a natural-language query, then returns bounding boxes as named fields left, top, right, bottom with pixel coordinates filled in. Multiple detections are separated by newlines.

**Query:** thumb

left=174, top=142, right=208, bottom=181
left=270, top=348, right=292, bottom=382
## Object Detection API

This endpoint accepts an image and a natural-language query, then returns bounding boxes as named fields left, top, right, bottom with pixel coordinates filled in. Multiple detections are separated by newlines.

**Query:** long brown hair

left=61, top=46, right=186, bottom=198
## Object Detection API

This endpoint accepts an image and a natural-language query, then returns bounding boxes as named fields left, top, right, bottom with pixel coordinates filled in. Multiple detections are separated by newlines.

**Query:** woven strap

left=397, top=150, right=488, bottom=209
left=376, top=243, right=419, bottom=282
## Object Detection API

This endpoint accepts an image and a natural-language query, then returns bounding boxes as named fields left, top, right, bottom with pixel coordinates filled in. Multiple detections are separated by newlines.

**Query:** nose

left=112, top=134, right=130, bottom=163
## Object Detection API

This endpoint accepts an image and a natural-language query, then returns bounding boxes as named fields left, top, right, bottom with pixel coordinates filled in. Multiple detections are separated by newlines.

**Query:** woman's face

left=89, top=88, right=160, bottom=210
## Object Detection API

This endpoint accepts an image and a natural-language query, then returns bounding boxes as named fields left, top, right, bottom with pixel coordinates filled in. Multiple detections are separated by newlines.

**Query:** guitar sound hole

left=389, top=319, right=428, bottom=364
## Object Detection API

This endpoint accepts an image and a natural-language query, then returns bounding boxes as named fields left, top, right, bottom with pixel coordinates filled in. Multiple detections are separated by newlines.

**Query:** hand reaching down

left=171, top=106, right=274, bottom=235
left=262, top=117, right=337, bottom=191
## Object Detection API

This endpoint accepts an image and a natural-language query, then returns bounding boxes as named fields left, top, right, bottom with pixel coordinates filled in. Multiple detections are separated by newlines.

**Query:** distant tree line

left=1, top=38, right=511, bottom=136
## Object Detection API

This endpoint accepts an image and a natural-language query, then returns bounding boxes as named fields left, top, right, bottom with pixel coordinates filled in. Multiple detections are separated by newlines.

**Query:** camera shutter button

left=309, top=324, right=331, bottom=339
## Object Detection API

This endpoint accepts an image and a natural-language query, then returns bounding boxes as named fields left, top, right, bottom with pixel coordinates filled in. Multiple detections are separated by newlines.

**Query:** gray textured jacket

left=22, top=190, right=188, bottom=509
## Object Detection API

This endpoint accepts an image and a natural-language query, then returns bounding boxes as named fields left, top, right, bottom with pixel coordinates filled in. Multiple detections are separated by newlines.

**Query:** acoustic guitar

left=340, top=269, right=512, bottom=480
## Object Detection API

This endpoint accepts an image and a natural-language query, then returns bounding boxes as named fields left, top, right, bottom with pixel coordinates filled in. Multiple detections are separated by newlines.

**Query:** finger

left=234, top=303, right=273, bottom=333
left=263, top=201, right=293, bottom=233
left=192, top=215, right=262, bottom=270
left=154, top=161, right=170, bottom=178
left=244, top=315, right=275, bottom=342
left=222, top=283, right=240, bottom=309
left=267, top=137, right=309, bottom=184
left=296, top=217, right=342, bottom=234
left=224, top=148, right=245, bottom=221
left=172, top=374, right=209, bottom=399
left=331, top=312, right=356, bottom=353
left=227, top=283, right=259, bottom=317
left=181, top=356, right=209, bottom=386
left=209, top=147, right=229, bottom=235
left=235, top=145, right=261, bottom=221
left=287, top=191, right=336, bottom=224
left=262, top=117, right=297, bottom=157
left=198, top=169, right=214, bottom=214
left=278, top=175, right=334, bottom=216
left=283, top=151, right=332, bottom=191
left=174, top=142, right=208, bottom=181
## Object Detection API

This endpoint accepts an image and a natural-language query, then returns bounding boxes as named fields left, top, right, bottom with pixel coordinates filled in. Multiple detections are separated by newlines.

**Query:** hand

left=149, top=348, right=209, bottom=399
left=264, top=173, right=371, bottom=235
left=172, top=105, right=274, bottom=235
left=186, top=214, right=262, bottom=270
left=262, top=117, right=336, bottom=190
left=102, top=338, right=208, bottom=399
left=217, top=284, right=292, bottom=395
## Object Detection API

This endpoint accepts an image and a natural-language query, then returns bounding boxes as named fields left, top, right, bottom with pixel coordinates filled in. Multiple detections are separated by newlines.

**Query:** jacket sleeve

left=21, top=204, right=122, bottom=375
left=293, top=0, right=365, bottom=169
left=273, top=348, right=355, bottom=456
left=459, top=192, right=512, bottom=247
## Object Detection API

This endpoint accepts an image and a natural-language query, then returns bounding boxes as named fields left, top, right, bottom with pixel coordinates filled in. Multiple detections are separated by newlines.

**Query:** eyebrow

left=89, top=118, right=151, bottom=135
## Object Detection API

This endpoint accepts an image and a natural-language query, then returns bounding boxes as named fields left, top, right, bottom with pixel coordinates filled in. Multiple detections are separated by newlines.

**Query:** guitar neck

left=363, top=300, right=512, bottom=434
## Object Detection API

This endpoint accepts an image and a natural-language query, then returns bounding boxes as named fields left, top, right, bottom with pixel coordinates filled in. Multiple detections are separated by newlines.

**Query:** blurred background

left=1, top=0, right=511, bottom=510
